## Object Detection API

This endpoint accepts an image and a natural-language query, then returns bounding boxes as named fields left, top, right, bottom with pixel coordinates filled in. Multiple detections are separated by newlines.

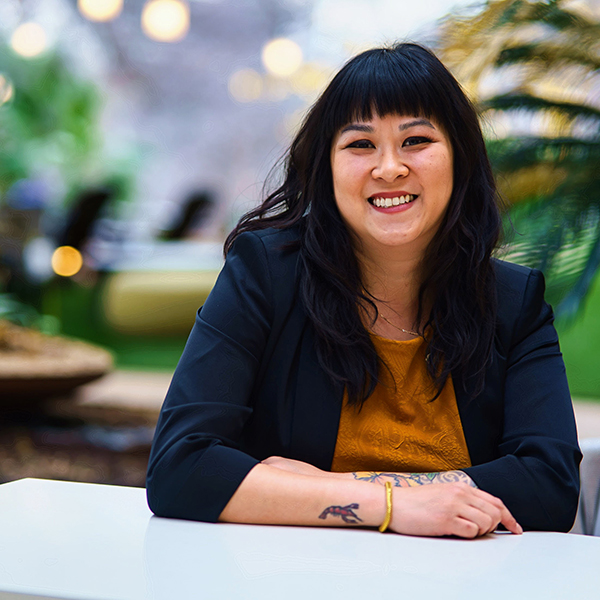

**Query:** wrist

left=362, top=478, right=390, bottom=528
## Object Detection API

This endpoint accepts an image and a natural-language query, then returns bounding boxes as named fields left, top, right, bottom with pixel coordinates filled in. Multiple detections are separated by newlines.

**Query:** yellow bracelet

left=378, top=481, right=393, bottom=533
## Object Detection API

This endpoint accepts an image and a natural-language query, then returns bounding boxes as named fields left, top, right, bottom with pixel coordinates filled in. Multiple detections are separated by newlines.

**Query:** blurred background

left=2, top=0, right=600, bottom=487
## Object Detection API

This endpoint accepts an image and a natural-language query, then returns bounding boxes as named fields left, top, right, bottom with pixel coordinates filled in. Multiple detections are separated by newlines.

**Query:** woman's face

left=330, top=112, right=454, bottom=259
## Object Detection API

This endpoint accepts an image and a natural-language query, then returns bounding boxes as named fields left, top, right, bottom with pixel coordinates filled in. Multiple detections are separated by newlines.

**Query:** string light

left=262, top=38, right=303, bottom=77
left=141, top=0, right=190, bottom=43
left=11, top=23, right=47, bottom=58
left=51, top=246, right=83, bottom=277
left=78, top=0, right=123, bottom=22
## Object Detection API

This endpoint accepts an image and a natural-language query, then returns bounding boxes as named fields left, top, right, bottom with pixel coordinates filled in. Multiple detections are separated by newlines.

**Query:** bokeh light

left=262, top=75, right=289, bottom=102
left=11, top=23, right=47, bottom=58
left=228, top=69, right=263, bottom=102
left=0, top=75, right=14, bottom=105
left=261, top=38, right=303, bottom=77
left=141, top=0, right=190, bottom=43
left=290, top=63, right=330, bottom=97
left=78, top=0, right=124, bottom=22
left=51, top=246, right=83, bottom=277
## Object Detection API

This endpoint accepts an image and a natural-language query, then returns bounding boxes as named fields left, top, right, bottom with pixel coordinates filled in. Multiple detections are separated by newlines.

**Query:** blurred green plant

left=0, top=293, right=59, bottom=334
left=439, top=0, right=600, bottom=319
left=0, top=45, right=102, bottom=202
left=0, top=40, right=138, bottom=343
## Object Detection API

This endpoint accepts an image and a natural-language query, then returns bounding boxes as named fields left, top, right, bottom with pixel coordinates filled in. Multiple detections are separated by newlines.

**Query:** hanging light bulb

left=78, top=0, right=123, bottom=22
left=141, top=0, right=190, bottom=43
left=11, top=22, right=47, bottom=58
left=262, top=38, right=303, bottom=77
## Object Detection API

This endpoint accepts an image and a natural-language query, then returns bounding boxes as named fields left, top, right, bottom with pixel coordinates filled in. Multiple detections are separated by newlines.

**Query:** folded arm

left=262, top=456, right=476, bottom=487
left=220, top=461, right=521, bottom=537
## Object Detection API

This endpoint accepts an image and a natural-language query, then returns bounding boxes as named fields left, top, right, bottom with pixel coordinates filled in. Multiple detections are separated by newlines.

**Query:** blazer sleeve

left=463, top=269, right=582, bottom=532
left=146, top=231, right=272, bottom=523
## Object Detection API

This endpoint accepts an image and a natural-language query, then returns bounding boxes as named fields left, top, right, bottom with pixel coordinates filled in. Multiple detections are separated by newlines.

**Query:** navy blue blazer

left=146, top=225, right=581, bottom=531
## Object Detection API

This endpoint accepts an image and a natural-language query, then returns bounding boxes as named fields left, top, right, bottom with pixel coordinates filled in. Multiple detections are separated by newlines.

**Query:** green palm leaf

left=482, top=94, right=600, bottom=121
left=496, top=43, right=600, bottom=71
left=440, top=0, right=600, bottom=319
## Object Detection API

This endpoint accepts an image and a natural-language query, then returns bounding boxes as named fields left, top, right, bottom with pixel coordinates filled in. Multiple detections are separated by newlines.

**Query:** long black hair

left=225, top=43, right=501, bottom=406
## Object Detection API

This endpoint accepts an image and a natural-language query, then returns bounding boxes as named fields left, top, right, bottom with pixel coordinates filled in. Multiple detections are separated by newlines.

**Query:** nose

left=372, top=149, right=409, bottom=182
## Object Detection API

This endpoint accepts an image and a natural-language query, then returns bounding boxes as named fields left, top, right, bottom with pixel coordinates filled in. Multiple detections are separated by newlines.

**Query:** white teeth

left=371, top=195, right=415, bottom=207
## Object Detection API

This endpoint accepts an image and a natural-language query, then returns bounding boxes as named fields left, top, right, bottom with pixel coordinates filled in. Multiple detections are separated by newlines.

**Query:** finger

left=479, top=497, right=522, bottom=534
left=468, top=487, right=507, bottom=507
left=461, top=496, right=503, bottom=534
left=499, top=507, right=523, bottom=534
left=452, top=517, right=481, bottom=539
left=456, top=505, right=497, bottom=537
left=467, top=489, right=523, bottom=535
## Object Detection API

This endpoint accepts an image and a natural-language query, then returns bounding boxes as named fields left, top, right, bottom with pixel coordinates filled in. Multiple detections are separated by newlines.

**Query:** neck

left=355, top=242, right=426, bottom=338
left=357, top=243, right=423, bottom=307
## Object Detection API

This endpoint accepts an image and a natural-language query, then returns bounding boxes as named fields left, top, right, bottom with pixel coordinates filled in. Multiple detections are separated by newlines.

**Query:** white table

left=0, top=478, right=598, bottom=600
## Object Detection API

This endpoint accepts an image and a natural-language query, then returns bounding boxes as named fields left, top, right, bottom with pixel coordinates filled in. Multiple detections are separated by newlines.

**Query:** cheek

left=332, top=160, right=358, bottom=196
left=330, top=156, right=342, bottom=193
left=444, top=161, right=454, bottom=199
left=429, top=152, right=453, bottom=198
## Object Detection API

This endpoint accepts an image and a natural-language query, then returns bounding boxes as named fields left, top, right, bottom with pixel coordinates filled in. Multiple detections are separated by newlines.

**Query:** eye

left=346, top=139, right=375, bottom=149
left=403, top=136, right=433, bottom=147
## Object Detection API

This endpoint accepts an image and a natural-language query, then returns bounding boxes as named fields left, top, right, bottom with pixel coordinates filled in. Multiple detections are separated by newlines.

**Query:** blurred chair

left=159, top=191, right=215, bottom=241
left=102, top=270, right=219, bottom=336
left=59, top=187, right=114, bottom=250
left=571, top=438, right=600, bottom=535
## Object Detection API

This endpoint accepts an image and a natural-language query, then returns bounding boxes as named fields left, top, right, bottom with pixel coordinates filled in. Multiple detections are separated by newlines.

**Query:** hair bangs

left=322, top=48, right=449, bottom=139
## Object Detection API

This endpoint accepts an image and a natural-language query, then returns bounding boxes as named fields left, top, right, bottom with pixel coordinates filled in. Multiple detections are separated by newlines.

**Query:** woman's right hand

left=389, top=483, right=523, bottom=538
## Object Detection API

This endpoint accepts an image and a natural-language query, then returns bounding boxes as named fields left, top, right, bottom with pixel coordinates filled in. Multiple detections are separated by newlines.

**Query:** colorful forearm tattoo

left=319, top=503, right=363, bottom=523
left=352, top=470, right=477, bottom=488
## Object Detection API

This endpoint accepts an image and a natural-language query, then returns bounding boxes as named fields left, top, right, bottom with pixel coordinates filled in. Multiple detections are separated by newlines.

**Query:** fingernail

left=517, top=523, right=523, bottom=534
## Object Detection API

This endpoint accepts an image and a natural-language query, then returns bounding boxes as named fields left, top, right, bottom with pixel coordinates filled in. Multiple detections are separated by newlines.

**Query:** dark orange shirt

left=331, top=333, right=471, bottom=473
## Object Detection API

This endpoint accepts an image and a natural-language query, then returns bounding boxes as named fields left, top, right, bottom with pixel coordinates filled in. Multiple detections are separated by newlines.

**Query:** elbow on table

left=145, top=471, right=219, bottom=523
left=146, top=476, right=170, bottom=519
left=521, top=478, right=580, bottom=533
left=527, top=504, right=578, bottom=533
left=145, top=469, right=183, bottom=521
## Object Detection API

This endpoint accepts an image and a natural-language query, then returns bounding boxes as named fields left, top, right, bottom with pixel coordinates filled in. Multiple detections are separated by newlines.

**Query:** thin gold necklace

left=377, top=312, right=420, bottom=337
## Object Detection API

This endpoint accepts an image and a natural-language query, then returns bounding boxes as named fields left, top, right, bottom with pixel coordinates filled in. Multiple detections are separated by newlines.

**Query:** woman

left=146, top=43, right=581, bottom=537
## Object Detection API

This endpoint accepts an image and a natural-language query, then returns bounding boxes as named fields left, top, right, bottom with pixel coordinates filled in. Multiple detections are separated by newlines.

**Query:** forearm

left=219, top=462, right=521, bottom=537
left=219, top=464, right=386, bottom=528
left=262, top=456, right=476, bottom=488
left=348, top=470, right=477, bottom=487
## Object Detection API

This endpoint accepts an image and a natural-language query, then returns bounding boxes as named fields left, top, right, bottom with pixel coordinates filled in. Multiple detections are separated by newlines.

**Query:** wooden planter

left=0, top=320, right=113, bottom=405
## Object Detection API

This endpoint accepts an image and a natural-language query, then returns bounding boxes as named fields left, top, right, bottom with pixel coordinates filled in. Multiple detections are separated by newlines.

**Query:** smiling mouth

left=368, top=194, right=418, bottom=208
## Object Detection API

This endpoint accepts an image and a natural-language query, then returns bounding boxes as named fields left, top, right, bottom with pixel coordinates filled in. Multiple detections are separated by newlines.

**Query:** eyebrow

left=339, top=118, right=436, bottom=135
